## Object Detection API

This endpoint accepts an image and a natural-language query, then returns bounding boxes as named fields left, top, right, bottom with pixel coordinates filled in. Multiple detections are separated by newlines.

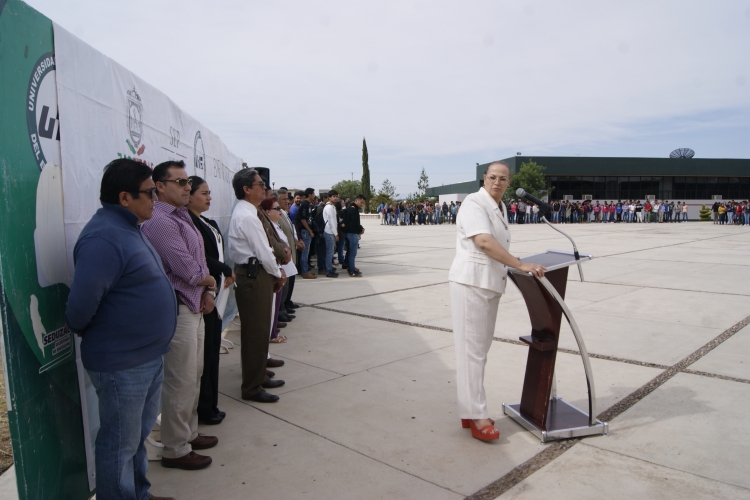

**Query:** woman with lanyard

left=188, top=176, right=235, bottom=425
left=449, top=161, right=547, bottom=442
left=260, top=197, right=298, bottom=343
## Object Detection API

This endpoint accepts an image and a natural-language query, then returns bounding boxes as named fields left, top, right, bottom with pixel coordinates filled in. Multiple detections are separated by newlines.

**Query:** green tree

left=417, top=167, right=429, bottom=199
left=379, top=178, right=398, bottom=199
left=361, top=138, right=372, bottom=212
left=504, top=160, right=550, bottom=203
left=330, top=179, right=362, bottom=200
left=371, top=179, right=398, bottom=207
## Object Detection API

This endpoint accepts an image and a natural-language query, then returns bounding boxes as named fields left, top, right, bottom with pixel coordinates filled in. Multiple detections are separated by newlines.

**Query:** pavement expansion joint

left=466, top=313, right=750, bottom=499
left=681, top=369, right=750, bottom=385
left=583, top=279, right=750, bottom=297
left=306, top=281, right=448, bottom=306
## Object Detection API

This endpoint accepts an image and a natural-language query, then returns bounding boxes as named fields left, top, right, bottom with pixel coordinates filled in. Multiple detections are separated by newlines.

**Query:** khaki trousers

left=234, top=265, right=274, bottom=398
left=450, top=281, right=502, bottom=419
left=160, top=305, right=204, bottom=458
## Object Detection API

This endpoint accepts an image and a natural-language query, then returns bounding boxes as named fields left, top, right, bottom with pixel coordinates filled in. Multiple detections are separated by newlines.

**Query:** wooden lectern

left=502, top=250, right=608, bottom=443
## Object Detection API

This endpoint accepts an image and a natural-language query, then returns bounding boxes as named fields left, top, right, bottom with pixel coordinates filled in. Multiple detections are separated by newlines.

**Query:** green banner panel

left=0, top=1, right=91, bottom=498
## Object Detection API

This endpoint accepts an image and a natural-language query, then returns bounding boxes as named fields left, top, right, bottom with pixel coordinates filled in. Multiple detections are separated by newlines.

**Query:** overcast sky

left=27, top=0, right=750, bottom=195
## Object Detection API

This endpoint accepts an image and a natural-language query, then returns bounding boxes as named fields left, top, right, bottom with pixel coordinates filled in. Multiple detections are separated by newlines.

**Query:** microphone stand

left=540, top=213, right=585, bottom=282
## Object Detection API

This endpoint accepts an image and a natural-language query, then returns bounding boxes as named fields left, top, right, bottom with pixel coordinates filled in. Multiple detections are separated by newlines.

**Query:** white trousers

left=450, top=281, right=502, bottom=419
left=160, top=305, right=204, bottom=458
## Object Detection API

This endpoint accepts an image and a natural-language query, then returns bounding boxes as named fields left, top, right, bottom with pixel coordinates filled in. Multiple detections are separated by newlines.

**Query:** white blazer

left=449, top=187, right=510, bottom=294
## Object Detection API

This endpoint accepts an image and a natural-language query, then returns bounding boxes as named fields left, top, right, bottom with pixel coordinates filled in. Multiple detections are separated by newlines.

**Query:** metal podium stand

left=502, top=250, right=609, bottom=443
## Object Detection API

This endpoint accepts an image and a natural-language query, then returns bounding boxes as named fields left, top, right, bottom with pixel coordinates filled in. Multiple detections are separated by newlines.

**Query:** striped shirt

left=142, top=201, right=208, bottom=313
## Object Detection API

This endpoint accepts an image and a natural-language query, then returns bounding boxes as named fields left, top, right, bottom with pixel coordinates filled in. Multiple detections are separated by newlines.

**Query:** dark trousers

left=198, top=309, right=221, bottom=419
left=316, top=233, right=327, bottom=271
left=285, top=275, right=296, bottom=307
left=234, top=265, right=273, bottom=398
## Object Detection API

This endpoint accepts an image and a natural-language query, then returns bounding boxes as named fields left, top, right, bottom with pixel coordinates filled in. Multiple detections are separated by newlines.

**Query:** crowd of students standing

left=712, top=201, right=750, bottom=225
left=508, top=199, right=693, bottom=224
left=378, top=201, right=461, bottom=225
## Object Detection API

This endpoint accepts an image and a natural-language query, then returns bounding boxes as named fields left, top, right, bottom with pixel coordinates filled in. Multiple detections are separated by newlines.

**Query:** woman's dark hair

left=100, top=158, right=154, bottom=205
left=259, top=196, right=278, bottom=211
left=189, top=176, right=206, bottom=195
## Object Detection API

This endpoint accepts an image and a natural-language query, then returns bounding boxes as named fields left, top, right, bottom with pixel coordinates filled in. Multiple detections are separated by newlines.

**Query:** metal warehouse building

left=426, top=155, right=750, bottom=218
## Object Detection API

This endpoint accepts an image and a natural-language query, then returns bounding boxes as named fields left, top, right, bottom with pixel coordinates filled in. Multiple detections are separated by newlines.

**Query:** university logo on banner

left=26, top=52, right=61, bottom=171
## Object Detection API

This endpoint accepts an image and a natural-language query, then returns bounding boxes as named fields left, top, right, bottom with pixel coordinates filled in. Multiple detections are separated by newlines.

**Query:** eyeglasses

left=253, top=181, right=266, bottom=188
left=162, top=178, right=193, bottom=187
left=269, top=206, right=282, bottom=211
left=137, top=188, right=158, bottom=198
left=485, top=175, right=509, bottom=184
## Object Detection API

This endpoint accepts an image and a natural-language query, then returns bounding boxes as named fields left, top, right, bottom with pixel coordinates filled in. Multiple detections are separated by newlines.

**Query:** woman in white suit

left=449, top=161, right=547, bottom=441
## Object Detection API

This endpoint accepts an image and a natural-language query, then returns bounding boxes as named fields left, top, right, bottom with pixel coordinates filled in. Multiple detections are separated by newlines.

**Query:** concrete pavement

left=133, top=219, right=750, bottom=498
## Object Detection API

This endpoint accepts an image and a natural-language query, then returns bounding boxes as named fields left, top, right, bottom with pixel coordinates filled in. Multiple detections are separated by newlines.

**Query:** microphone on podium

left=515, top=188, right=552, bottom=214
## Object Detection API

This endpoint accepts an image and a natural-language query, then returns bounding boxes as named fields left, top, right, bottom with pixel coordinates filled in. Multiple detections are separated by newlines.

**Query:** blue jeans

left=89, top=357, right=163, bottom=500
left=346, top=233, right=359, bottom=274
left=324, top=232, right=336, bottom=273
left=300, top=229, right=312, bottom=274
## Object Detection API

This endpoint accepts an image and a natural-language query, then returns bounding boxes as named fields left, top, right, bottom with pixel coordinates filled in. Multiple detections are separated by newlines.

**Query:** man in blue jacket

left=66, top=159, right=177, bottom=500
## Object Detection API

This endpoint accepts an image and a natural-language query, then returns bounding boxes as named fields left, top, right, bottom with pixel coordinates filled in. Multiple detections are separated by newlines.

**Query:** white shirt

left=449, top=187, right=510, bottom=294
left=227, top=200, right=282, bottom=278
left=323, top=202, right=338, bottom=235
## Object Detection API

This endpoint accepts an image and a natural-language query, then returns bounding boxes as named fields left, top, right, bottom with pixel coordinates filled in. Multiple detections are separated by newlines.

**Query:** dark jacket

left=188, top=211, right=233, bottom=285
left=66, top=203, right=177, bottom=372
left=342, top=203, right=363, bottom=234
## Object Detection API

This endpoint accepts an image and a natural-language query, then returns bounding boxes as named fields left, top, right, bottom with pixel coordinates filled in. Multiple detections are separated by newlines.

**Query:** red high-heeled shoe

left=465, top=419, right=499, bottom=441
left=461, top=418, right=494, bottom=428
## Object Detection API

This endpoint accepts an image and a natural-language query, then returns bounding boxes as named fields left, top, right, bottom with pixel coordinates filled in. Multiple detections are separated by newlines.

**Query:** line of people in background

left=290, top=189, right=366, bottom=278
left=508, top=199, right=696, bottom=224
left=378, top=200, right=461, bottom=225
left=712, top=201, right=750, bottom=225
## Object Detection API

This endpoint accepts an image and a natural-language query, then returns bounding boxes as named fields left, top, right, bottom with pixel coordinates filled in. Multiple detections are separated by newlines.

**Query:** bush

left=699, top=204, right=712, bottom=221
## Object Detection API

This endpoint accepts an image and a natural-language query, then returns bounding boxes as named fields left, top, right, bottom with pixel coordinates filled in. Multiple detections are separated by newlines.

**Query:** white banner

left=51, top=23, right=243, bottom=491
left=53, top=24, right=242, bottom=279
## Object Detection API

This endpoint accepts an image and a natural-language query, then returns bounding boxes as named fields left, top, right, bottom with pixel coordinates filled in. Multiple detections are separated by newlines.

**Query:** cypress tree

left=361, top=137, right=372, bottom=212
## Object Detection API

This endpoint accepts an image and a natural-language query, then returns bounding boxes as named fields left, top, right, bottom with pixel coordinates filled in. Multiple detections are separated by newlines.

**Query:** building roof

left=427, top=155, right=750, bottom=196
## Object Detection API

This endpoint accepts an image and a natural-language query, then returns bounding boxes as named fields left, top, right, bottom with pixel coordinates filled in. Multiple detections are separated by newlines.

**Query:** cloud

left=27, top=0, right=750, bottom=191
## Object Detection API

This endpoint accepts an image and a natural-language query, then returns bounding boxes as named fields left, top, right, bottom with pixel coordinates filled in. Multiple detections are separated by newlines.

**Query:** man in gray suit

left=276, top=187, right=302, bottom=320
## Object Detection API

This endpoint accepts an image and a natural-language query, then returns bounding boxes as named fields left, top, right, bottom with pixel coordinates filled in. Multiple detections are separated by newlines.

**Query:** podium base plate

left=503, top=399, right=608, bottom=443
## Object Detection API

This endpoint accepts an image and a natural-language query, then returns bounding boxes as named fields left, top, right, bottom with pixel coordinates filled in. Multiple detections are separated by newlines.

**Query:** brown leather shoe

left=149, top=494, right=177, bottom=500
left=301, top=273, right=317, bottom=279
left=161, top=451, right=212, bottom=470
left=278, top=322, right=287, bottom=328
left=189, top=433, right=218, bottom=450
left=266, top=358, right=285, bottom=368
left=266, top=369, right=275, bottom=378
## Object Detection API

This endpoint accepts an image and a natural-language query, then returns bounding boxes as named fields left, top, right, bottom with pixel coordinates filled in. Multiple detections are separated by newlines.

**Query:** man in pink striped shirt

left=142, top=160, right=218, bottom=471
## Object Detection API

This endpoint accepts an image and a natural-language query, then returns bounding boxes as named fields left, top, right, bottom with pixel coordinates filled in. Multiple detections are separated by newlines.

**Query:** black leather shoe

left=267, top=358, right=285, bottom=368
left=278, top=322, right=287, bottom=328
left=325, top=272, right=339, bottom=278
left=266, top=369, right=275, bottom=378
left=243, top=390, right=279, bottom=403
left=279, top=313, right=295, bottom=321
left=198, top=415, right=223, bottom=425
left=285, top=301, right=300, bottom=309
left=217, top=411, right=226, bottom=419
left=261, top=379, right=285, bottom=389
